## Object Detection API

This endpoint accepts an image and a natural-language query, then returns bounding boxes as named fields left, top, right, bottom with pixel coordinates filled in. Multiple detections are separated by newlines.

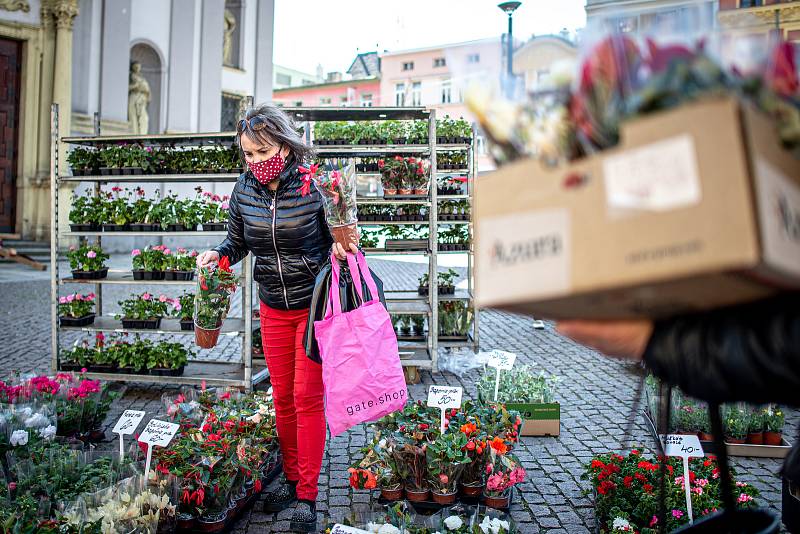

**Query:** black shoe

left=262, top=479, right=297, bottom=513
left=289, top=500, right=317, bottom=533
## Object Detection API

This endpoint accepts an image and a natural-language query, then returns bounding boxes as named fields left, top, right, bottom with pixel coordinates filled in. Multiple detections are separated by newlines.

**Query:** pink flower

left=738, top=493, right=754, bottom=503
left=672, top=510, right=684, bottom=519
left=66, top=294, right=75, bottom=303
left=174, top=303, right=182, bottom=312
left=649, top=516, right=658, bottom=527
left=75, top=293, right=83, bottom=301
left=87, top=293, right=95, bottom=300
left=59, top=296, right=67, bottom=304
left=159, top=295, right=168, bottom=303
left=131, top=249, right=141, bottom=256
left=86, top=250, right=97, bottom=258
left=221, top=202, right=229, bottom=210
left=674, top=476, right=684, bottom=487
left=693, top=486, right=703, bottom=495
left=142, top=292, right=151, bottom=301
left=696, top=478, right=709, bottom=487
left=163, top=248, right=171, bottom=255
left=736, top=481, right=747, bottom=488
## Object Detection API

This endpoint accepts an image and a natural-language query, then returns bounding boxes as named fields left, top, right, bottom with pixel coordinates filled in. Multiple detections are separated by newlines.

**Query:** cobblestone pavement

left=0, top=257, right=797, bottom=533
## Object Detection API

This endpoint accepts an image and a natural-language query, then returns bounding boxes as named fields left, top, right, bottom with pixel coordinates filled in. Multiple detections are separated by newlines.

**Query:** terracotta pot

left=399, top=188, right=413, bottom=195
left=747, top=432, right=765, bottom=445
left=380, top=486, right=404, bottom=501
left=384, top=188, right=398, bottom=196
left=431, top=490, right=457, bottom=505
left=483, top=490, right=510, bottom=509
left=698, top=432, right=714, bottom=442
left=331, top=224, right=359, bottom=251
left=764, top=431, right=783, bottom=446
left=404, top=487, right=430, bottom=502
left=726, top=437, right=747, bottom=444
left=460, top=481, right=484, bottom=497
left=195, top=324, right=222, bottom=348
left=176, top=513, right=196, bottom=530
left=413, top=188, right=427, bottom=195
left=196, top=516, right=227, bottom=533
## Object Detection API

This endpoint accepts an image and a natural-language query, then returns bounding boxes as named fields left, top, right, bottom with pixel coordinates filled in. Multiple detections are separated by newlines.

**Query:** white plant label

left=427, top=385, right=463, bottom=434
left=330, top=525, right=371, bottom=534
left=138, top=419, right=180, bottom=480
left=664, top=434, right=704, bottom=524
left=487, top=351, right=517, bottom=402
left=112, top=410, right=145, bottom=459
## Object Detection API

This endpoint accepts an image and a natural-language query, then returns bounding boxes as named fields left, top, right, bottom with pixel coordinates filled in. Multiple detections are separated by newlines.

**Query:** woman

left=197, top=104, right=356, bottom=533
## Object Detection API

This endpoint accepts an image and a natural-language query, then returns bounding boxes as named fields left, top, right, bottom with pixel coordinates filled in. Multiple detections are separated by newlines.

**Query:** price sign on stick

left=664, top=434, right=704, bottom=524
left=427, top=385, right=463, bottom=434
left=138, top=419, right=179, bottom=481
left=112, top=410, right=145, bottom=460
left=330, top=525, right=371, bottom=534
left=487, top=350, right=517, bottom=401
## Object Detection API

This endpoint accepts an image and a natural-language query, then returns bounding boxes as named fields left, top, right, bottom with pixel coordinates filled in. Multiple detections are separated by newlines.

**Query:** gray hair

left=237, top=103, right=314, bottom=166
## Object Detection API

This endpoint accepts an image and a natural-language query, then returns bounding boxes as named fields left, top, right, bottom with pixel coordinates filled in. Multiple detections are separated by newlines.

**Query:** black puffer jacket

left=214, top=162, right=333, bottom=310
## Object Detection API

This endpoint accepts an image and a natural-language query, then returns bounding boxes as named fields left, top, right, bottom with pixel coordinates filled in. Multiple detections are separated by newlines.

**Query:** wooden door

left=0, top=38, right=20, bottom=233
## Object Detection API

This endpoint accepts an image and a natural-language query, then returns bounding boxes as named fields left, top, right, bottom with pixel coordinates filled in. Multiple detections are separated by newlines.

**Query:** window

left=340, top=96, right=348, bottom=107
left=536, top=69, right=550, bottom=89
left=402, top=61, right=414, bottom=71
left=220, top=92, right=246, bottom=131
left=294, top=101, right=303, bottom=107
left=275, top=73, right=292, bottom=86
left=441, top=79, right=451, bottom=104
left=467, top=53, right=480, bottom=64
left=360, top=94, right=373, bottom=107
left=223, top=0, right=244, bottom=68
left=434, top=57, right=446, bottom=68
left=740, top=0, right=762, bottom=6
left=395, top=83, right=405, bottom=106
left=320, top=97, right=332, bottom=105
left=411, top=82, right=422, bottom=106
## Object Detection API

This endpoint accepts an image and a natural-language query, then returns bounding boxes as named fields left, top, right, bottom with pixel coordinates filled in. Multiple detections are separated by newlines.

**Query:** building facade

left=273, top=64, right=320, bottom=90
left=272, top=76, right=381, bottom=108
left=718, top=0, right=800, bottom=41
left=585, top=0, right=718, bottom=34
left=0, top=0, right=276, bottom=241
left=512, top=34, right=577, bottom=92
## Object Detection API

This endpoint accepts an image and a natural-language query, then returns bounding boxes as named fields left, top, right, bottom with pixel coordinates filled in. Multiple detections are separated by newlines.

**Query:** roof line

left=273, top=76, right=380, bottom=93
left=379, top=37, right=501, bottom=58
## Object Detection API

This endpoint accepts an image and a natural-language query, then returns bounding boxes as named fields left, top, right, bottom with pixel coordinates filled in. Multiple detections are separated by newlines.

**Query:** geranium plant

left=116, top=292, right=170, bottom=321
left=131, top=245, right=168, bottom=272
left=194, top=256, right=238, bottom=347
left=57, top=292, right=95, bottom=318
left=66, top=243, right=109, bottom=273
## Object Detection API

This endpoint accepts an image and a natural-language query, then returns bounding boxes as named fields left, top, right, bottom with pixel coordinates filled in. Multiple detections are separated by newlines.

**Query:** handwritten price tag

left=330, top=525, right=371, bottom=534
left=112, top=410, right=145, bottom=460
left=427, top=385, right=462, bottom=409
left=138, top=419, right=180, bottom=481
left=139, top=419, right=180, bottom=448
left=664, top=434, right=704, bottom=524
left=487, top=350, right=517, bottom=370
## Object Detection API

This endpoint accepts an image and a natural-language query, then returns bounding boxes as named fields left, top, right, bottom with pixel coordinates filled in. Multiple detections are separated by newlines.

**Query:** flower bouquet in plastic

left=298, top=158, right=359, bottom=250
left=194, top=256, right=238, bottom=349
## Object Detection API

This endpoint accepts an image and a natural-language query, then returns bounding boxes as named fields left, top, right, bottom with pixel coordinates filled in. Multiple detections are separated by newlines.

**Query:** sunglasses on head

left=237, top=116, right=268, bottom=133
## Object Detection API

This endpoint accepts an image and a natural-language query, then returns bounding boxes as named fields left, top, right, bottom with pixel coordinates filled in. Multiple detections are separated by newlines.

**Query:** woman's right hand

left=196, top=250, right=220, bottom=269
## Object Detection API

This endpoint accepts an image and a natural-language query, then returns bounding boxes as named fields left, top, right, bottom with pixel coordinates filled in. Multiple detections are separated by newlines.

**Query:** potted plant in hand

left=723, top=404, right=750, bottom=444
left=116, top=292, right=170, bottom=329
left=58, top=292, right=96, bottom=327
left=67, top=243, right=109, bottom=279
left=427, top=432, right=470, bottom=504
left=194, top=256, right=239, bottom=348
left=764, top=405, right=785, bottom=446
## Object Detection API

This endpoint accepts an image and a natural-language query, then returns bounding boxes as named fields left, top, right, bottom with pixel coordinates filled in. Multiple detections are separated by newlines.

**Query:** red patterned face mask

left=249, top=152, right=285, bottom=184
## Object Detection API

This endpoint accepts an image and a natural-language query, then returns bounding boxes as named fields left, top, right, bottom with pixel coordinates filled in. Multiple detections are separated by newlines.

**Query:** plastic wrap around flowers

left=194, top=257, right=238, bottom=348
left=298, top=159, right=358, bottom=228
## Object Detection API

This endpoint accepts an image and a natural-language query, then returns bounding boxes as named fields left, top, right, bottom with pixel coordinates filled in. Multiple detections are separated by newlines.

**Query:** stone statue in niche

left=128, top=61, right=151, bottom=134
left=223, top=8, right=236, bottom=66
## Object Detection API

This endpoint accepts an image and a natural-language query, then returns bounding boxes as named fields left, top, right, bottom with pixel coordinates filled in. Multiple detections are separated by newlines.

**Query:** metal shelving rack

left=290, top=107, right=479, bottom=372
left=49, top=104, right=265, bottom=389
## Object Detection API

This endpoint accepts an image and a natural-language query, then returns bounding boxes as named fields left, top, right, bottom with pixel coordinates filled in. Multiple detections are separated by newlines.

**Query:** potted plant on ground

left=723, top=404, right=750, bottom=444
left=458, top=419, right=489, bottom=497
left=67, top=243, right=109, bottom=279
left=427, top=432, right=469, bottom=504
left=483, top=450, right=525, bottom=509
left=116, top=292, right=169, bottom=329
left=392, top=426, right=433, bottom=502
left=131, top=245, right=168, bottom=280
left=194, top=256, right=238, bottom=348
left=747, top=406, right=765, bottom=445
left=764, top=404, right=785, bottom=445
left=58, top=292, right=96, bottom=327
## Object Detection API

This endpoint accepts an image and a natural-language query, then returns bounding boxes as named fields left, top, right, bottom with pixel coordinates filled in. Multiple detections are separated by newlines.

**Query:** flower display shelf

left=376, top=487, right=514, bottom=513
left=642, top=409, right=793, bottom=459
left=178, top=455, right=283, bottom=534
left=50, top=104, right=263, bottom=389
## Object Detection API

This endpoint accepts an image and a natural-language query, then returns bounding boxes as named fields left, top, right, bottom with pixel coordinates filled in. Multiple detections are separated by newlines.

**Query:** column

left=197, top=0, right=224, bottom=132
left=33, top=0, right=57, bottom=240
left=253, top=0, right=274, bottom=105
left=99, top=0, right=131, bottom=123
left=166, top=0, right=199, bottom=132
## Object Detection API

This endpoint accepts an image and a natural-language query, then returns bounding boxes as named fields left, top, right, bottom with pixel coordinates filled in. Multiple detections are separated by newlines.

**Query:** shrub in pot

left=723, top=404, right=750, bottom=444
left=67, top=243, right=109, bottom=279
left=58, top=292, right=96, bottom=327
left=747, top=407, right=765, bottom=445
left=69, top=191, right=101, bottom=231
left=194, top=256, right=238, bottom=348
left=116, top=292, right=169, bottom=330
left=426, top=431, right=469, bottom=504
left=101, top=186, right=132, bottom=230
left=67, top=147, right=97, bottom=176
left=131, top=245, right=168, bottom=280
left=483, top=451, right=525, bottom=509
left=173, top=291, right=196, bottom=330
left=764, top=405, right=785, bottom=445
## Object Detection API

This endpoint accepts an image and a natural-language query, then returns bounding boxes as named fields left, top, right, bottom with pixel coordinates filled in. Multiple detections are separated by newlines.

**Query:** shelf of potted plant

left=52, top=108, right=259, bottom=389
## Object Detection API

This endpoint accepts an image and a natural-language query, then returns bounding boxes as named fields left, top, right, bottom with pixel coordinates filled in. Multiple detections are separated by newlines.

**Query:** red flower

left=490, top=437, right=508, bottom=455
left=194, top=488, right=205, bottom=506
left=255, top=479, right=262, bottom=492
left=199, top=276, right=208, bottom=291
left=207, top=433, right=222, bottom=442
left=597, top=480, right=616, bottom=495
left=623, top=476, right=633, bottom=488
left=591, top=460, right=606, bottom=469
left=634, top=473, right=647, bottom=483
left=644, top=483, right=654, bottom=493
left=418, top=423, right=429, bottom=431
left=218, top=256, right=231, bottom=273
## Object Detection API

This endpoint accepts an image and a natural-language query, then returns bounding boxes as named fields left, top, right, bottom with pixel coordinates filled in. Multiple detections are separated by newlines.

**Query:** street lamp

left=498, top=1, right=521, bottom=79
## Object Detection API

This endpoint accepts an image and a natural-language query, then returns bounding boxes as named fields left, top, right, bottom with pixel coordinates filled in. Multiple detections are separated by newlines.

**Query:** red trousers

left=259, top=302, right=326, bottom=501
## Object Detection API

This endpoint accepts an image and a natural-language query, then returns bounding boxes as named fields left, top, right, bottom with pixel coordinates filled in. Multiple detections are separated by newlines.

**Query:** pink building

left=272, top=77, right=382, bottom=108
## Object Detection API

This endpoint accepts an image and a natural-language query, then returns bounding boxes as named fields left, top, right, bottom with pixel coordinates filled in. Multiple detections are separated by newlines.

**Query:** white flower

left=480, top=516, right=511, bottom=534
left=38, top=425, right=56, bottom=440
left=444, top=515, right=464, bottom=530
left=24, top=412, right=49, bottom=428
left=377, top=525, right=400, bottom=534
left=248, top=413, right=263, bottom=424
left=10, top=429, right=28, bottom=446
left=17, top=407, right=32, bottom=419
left=612, top=518, right=632, bottom=531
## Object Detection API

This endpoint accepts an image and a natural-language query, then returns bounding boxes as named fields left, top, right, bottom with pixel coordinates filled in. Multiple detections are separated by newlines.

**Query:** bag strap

left=327, top=253, right=343, bottom=318
left=345, top=251, right=379, bottom=304
left=345, top=253, right=365, bottom=303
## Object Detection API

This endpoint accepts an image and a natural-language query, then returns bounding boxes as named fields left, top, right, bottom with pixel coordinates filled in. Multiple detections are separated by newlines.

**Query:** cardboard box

left=475, top=97, right=800, bottom=319
left=504, top=402, right=560, bottom=437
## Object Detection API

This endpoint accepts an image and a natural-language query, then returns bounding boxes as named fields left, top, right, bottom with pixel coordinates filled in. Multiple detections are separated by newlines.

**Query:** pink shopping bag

left=314, top=251, right=408, bottom=437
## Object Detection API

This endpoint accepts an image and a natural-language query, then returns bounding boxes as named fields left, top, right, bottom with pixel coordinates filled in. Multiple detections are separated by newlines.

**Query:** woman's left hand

left=333, top=241, right=358, bottom=261
left=555, top=319, right=654, bottom=362
left=332, top=224, right=359, bottom=260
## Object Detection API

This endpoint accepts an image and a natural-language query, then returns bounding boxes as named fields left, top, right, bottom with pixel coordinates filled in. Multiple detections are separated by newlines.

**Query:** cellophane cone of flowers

left=194, top=256, right=238, bottom=349
left=298, top=159, right=359, bottom=250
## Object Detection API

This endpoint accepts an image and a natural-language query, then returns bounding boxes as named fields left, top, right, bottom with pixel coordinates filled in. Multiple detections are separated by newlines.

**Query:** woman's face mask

left=249, top=152, right=285, bottom=184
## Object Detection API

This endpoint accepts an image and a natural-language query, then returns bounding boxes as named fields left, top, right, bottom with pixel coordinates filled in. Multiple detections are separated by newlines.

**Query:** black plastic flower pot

left=203, top=223, right=227, bottom=231
left=163, top=271, right=178, bottom=281
left=176, top=271, right=194, bottom=281
left=89, top=364, right=115, bottom=373
left=111, top=168, right=122, bottom=175
left=672, top=508, right=779, bottom=533
left=418, top=286, right=429, bottom=296
left=122, top=318, right=161, bottom=329
left=180, top=318, right=194, bottom=331
left=69, top=223, right=93, bottom=232
left=60, top=363, right=82, bottom=372
left=59, top=314, right=96, bottom=327
left=102, top=223, right=130, bottom=232
left=99, top=167, right=112, bottom=175
left=132, top=270, right=145, bottom=280
left=71, top=268, right=108, bottom=280
left=151, top=271, right=165, bottom=280
left=150, top=365, right=185, bottom=377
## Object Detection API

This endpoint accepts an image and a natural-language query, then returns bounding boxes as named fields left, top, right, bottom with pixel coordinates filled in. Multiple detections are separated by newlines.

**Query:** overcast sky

left=273, top=0, right=587, bottom=75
